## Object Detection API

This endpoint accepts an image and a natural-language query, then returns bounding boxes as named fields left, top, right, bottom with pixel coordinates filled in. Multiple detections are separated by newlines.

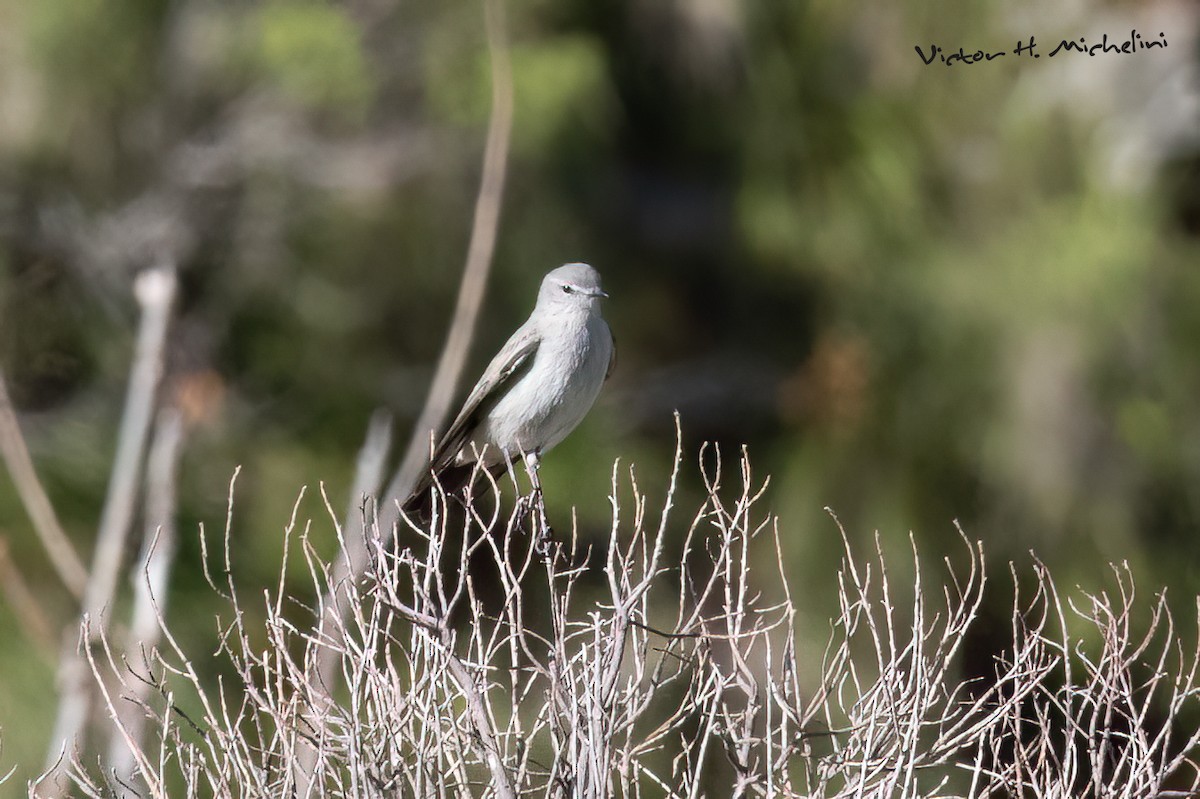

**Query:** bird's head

left=538, top=262, right=608, bottom=313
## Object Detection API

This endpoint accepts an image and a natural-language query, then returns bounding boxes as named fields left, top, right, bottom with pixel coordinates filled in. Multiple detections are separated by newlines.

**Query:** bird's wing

left=429, top=323, right=541, bottom=471
left=605, top=322, right=617, bottom=380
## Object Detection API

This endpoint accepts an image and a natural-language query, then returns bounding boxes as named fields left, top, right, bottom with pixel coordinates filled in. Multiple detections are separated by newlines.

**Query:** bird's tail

left=402, top=461, right=508, bottom=523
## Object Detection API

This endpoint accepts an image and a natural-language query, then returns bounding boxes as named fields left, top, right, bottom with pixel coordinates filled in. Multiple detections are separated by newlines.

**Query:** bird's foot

left=518, top=486, right=553, bottom=558
left=513, top=492, right=535, bottom=529
left=535, top=512, right=555, bottom=560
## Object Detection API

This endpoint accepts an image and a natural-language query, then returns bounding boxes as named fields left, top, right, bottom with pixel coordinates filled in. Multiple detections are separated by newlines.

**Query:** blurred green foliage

left=2, top=0, right=1200, bottom=790
left=252, top=2, right=373, bottom=119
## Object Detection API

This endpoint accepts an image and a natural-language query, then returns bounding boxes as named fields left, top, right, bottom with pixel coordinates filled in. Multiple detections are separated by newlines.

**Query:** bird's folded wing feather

left=429, top=322, right=541, bottom=472
left=605, top=322, right=617, bottom=380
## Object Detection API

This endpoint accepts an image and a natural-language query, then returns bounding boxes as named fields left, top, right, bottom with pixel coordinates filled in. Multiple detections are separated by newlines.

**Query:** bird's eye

left=561, top=285, right=573, bottom=294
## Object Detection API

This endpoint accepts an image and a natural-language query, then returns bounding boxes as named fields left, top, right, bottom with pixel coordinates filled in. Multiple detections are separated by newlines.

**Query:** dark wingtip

left=402, top=463, right=501, bottom=524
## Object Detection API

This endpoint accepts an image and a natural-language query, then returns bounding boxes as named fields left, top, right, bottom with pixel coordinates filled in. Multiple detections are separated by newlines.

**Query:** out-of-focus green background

left=2, top=0, right=1199, bottom=789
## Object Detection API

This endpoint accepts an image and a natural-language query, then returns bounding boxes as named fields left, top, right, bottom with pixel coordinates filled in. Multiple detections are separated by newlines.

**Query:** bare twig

left=0, top=534, right=57, bottom=657
left=84, top=264, right=179, bottom=639
left=380, top=0, right=514, bottom=520
left=294, top=0, right=514, bottom=787
left=107, top=403, right=187, bottom=787
left=42, top=262, right=178, bottom=788
left=0, top=370, right=88, bottom=599
left=293, top=410, right=392, bottom=794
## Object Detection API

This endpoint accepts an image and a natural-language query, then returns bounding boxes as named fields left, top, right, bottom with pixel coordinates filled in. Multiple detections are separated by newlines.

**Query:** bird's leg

left=523, top=451, right=555, bottom=554
left=504, top=449, right=533, bottom=528
left=507, top=448, right=541, bottom=534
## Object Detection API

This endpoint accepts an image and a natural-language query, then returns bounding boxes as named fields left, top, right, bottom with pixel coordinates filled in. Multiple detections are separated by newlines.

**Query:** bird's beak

left=592, top=289, right=609, bottom=299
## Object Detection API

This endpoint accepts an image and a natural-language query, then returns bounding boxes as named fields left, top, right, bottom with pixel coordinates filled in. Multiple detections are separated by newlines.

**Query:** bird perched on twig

left=404, top=263, right=615, bottom=521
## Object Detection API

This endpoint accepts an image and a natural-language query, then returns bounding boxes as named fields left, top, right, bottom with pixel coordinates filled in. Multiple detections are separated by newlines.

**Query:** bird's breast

left=478, top=311, right=611, bottom=458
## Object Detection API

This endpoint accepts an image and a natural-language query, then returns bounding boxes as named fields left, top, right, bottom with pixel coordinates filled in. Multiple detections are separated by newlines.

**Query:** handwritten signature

left=916, top=30, right=1168, bottom=66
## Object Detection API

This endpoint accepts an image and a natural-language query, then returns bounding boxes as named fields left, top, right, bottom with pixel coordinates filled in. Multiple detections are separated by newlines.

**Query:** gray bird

left=405, top=263, right=615, bottom=519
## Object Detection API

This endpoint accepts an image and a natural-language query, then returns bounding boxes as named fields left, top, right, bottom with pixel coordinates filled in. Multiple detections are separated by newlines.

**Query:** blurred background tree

left=1, top=0, right=1199, bottom=790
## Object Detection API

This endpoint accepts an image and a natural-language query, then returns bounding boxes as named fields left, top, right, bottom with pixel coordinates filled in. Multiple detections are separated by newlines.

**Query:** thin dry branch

left=295, top=0, right=514, bottom=786
left=0, top=369, right=88, bottom=599
left=42, top=262, right=179, bottom=790
left=382, top=0, right=515, bottom=518
left=83, top=264, right=180, bottom=640
left=0, top=534, right=57, bottom=657
left=107, top=403, right=187, bottom=788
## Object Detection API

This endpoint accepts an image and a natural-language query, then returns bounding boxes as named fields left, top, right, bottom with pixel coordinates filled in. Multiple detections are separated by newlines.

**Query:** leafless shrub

left=49, top=434, right=1200, bottom=798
